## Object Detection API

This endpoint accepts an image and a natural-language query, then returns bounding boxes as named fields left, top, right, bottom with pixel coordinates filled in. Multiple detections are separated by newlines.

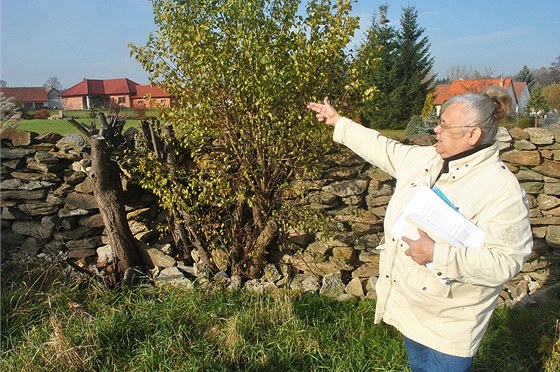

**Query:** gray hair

left=441, top=86, right=512, bottom=145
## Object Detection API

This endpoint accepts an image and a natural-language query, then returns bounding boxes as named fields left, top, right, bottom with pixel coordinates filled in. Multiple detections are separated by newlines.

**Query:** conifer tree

left=515, top=65, right=536, bottom=91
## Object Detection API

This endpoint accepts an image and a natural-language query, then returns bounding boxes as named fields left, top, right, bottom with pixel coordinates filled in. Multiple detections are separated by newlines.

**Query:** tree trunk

left=91, top=134, right=141, bottom=279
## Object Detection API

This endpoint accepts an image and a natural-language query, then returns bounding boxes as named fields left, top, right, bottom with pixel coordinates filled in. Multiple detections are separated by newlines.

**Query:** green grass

left=1, top=270, right=558, bottom=371
left=18, top=119, right=140, bottom=136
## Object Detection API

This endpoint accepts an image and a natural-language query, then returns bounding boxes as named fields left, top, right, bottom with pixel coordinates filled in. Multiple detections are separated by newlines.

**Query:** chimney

left=499, top=75, right=504, bottom=87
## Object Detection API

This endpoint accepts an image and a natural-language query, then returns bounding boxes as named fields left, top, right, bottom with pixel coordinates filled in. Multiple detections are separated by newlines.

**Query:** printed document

left=392, top=185, right=485, bottom=254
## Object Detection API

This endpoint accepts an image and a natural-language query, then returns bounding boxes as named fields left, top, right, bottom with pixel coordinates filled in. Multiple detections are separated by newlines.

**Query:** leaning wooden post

left=90, top=133, right=141, bottom=279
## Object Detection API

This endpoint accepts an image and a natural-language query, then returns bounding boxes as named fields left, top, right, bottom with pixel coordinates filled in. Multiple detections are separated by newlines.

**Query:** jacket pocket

left=406, top=266, right=452, bottom=299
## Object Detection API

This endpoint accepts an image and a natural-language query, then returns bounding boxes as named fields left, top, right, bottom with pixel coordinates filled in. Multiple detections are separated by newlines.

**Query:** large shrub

left=129, top=0, right=360, bottom=278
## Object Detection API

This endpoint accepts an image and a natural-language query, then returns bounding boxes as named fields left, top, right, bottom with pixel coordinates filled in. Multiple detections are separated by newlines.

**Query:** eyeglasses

left=437, top=120, right=481, bottom=132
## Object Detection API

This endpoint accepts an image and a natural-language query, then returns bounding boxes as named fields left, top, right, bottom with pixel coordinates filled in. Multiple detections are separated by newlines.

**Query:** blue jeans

left=404, top=337, right=473, bottom=372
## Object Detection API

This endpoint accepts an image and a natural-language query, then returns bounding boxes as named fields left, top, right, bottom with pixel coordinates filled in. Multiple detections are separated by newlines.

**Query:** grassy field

left=1, top=268, right=558, bottom=371
left=18, top=119, right=140, bottom=136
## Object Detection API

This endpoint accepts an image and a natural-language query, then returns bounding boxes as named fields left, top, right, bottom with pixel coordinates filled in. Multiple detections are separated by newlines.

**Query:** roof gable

left=133, top=84, right=170, bottom=98
left=60, top=78, right=140, bottom=97
left=434, top=78, right=516, bottom=106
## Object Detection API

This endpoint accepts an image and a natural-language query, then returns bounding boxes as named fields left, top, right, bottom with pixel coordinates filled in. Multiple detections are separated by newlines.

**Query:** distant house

left=513, top=82, right=530, bottom=114
left=433, top=77, right=529, bottom=116
left=59, top=78, right=172, bottom=110
left=0, top=87, right=61, bottom=109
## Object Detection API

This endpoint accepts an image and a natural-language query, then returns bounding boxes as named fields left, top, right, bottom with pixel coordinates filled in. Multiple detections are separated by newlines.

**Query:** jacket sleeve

left=431, top=190, right=533, bottom=286
left=333, top=117, right=432, bottom=178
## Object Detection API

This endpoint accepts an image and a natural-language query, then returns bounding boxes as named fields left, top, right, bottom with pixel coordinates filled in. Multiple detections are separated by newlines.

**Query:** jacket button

left=425, top=169, right=429, bottom=172
left=437, top=272, right=442, bottom=276
left=422, top=287, right=427, bottom=291
left=392, top=238, right=395, bottom=242
left=385, top=275, right=389, bottom=278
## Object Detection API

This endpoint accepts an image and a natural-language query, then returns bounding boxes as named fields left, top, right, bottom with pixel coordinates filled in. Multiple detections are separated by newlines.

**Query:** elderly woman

left=307, top=87, right=532, bottom=372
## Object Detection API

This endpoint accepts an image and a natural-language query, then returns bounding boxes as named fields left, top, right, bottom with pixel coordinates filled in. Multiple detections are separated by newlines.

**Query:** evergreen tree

left=354, top=5, right=434, bottom=129
left=515, top=65, right=536, bottom=91
left=394, top=6, right=435, bottom=128
left=354, top=4, right=399, bottom=128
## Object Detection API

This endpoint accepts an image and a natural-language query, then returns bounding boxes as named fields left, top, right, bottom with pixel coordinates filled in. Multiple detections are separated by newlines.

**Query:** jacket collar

left=437, top=143, right=496, bottom=180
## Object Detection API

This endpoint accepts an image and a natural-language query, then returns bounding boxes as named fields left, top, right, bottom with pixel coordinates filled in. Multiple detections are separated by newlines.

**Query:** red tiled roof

left=433, top=84, right=451, bottom=105
left=133, top=84, right=170, bottom=99
left=60, top=78, right=140, bottom=97
left=513, top=82, right=527, bottom=99
left=434, top=78, right=514, bottom=105
left=0, top=87, right=48, bottom=102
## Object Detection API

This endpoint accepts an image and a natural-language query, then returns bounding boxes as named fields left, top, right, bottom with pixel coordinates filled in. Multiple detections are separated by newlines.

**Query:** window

left=117, top=96, right=126, bottom=104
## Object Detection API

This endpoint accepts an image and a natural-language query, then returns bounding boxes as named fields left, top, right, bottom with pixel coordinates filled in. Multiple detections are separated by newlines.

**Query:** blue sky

left=1, top=0, right=559, bottom=89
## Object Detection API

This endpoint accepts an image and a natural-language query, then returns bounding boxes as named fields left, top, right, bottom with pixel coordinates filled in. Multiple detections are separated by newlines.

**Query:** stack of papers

left=392, top=186, right=485, bottom=248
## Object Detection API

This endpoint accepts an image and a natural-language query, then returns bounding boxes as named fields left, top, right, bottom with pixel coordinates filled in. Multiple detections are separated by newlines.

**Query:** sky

left=1, top=0, right=559, bottom=90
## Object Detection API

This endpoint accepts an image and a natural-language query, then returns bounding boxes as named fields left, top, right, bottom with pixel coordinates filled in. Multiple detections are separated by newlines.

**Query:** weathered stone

left=35, top=132, right=63, bottom=144
left=11, top=221, right=52, bottom=240
left=0, top=178, right=54, bottom=190
left=63, top=236, right=103, bottom=250
left=509, top=127, right=530, bottom=140
left=546, top=225, right=560, bottom=248
left=65, top=171, right=88, bottom=186
left=58, top=226, right=102, bottom=240
left=56, top=133, right=88, bottom=152
left=332, top=246, right=355, bottom=264
left=542, top=206, right=560, bottom=217
left=341, top=194, right=364, bottom=205
left=0, top=147, right=34, bottom=159
left=0, top=128, right=34, bottom=146
left=74, top=177, right=95, bottom=193
left=256, top=264, right=279, bottom=283
left=531, top=216, right=560, bottom=226
left=155, top=267, right=193, bottom=287
left=513, top=140, right=535, bottom=151
left=78, top=214, right=105, bottom=228
left=288, top=233, right=315, bottom=247
left=345, top=277, right=366, bottom=298
left=319, top=274, right=345, bottom=298
left=1, top=207, right=31, bottom=220
left=364, top=167, right=393, bottom=182
left=17, top=201, right=59, bottom=216
left=354, top=234, right=381, bottom=251
left=515, top=169, right=543, bottom=182
left=309, top=190, right=339, bottom=208
left=525, top=127, right=555, bottom=145
left=533, top=159, right=560, bottom=178
left=352, top=262, right=380, bottom=278
left=27, top=160, right=67, bottom=173
left=65, top=192, right=99, bottom=210
left=501, top=150, right=541, bottom=166
left=211, top=249, right=229, bottom=272
left=34, top=151, right=60, bottom=165
left=41, top=215, right=60, bottom=230
left=58, top=208, right=90, bottom=218
left=520, top=181, right=543, bottom=194
left=325, top=179, right=369, bottom=198
left=141, top=246, right=177, bottom=268
left=358, top=250, right=380, bottom=263
left=365, top=194, right=391, bottom=208
left=327, top=165, right=363, bottom=180
left=351, top=222, right=377, bottom=237
left=544, top=181, right=560, bottom=196
left=46, top=193, right=66, bottom=205
left=11, top=171, right=59, bottom=181
left=0, top=189, right=47, bottom=200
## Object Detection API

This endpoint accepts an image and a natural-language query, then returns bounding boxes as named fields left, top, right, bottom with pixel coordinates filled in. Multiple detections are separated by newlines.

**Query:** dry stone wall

left=1, top=125, right=559, bottom=306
